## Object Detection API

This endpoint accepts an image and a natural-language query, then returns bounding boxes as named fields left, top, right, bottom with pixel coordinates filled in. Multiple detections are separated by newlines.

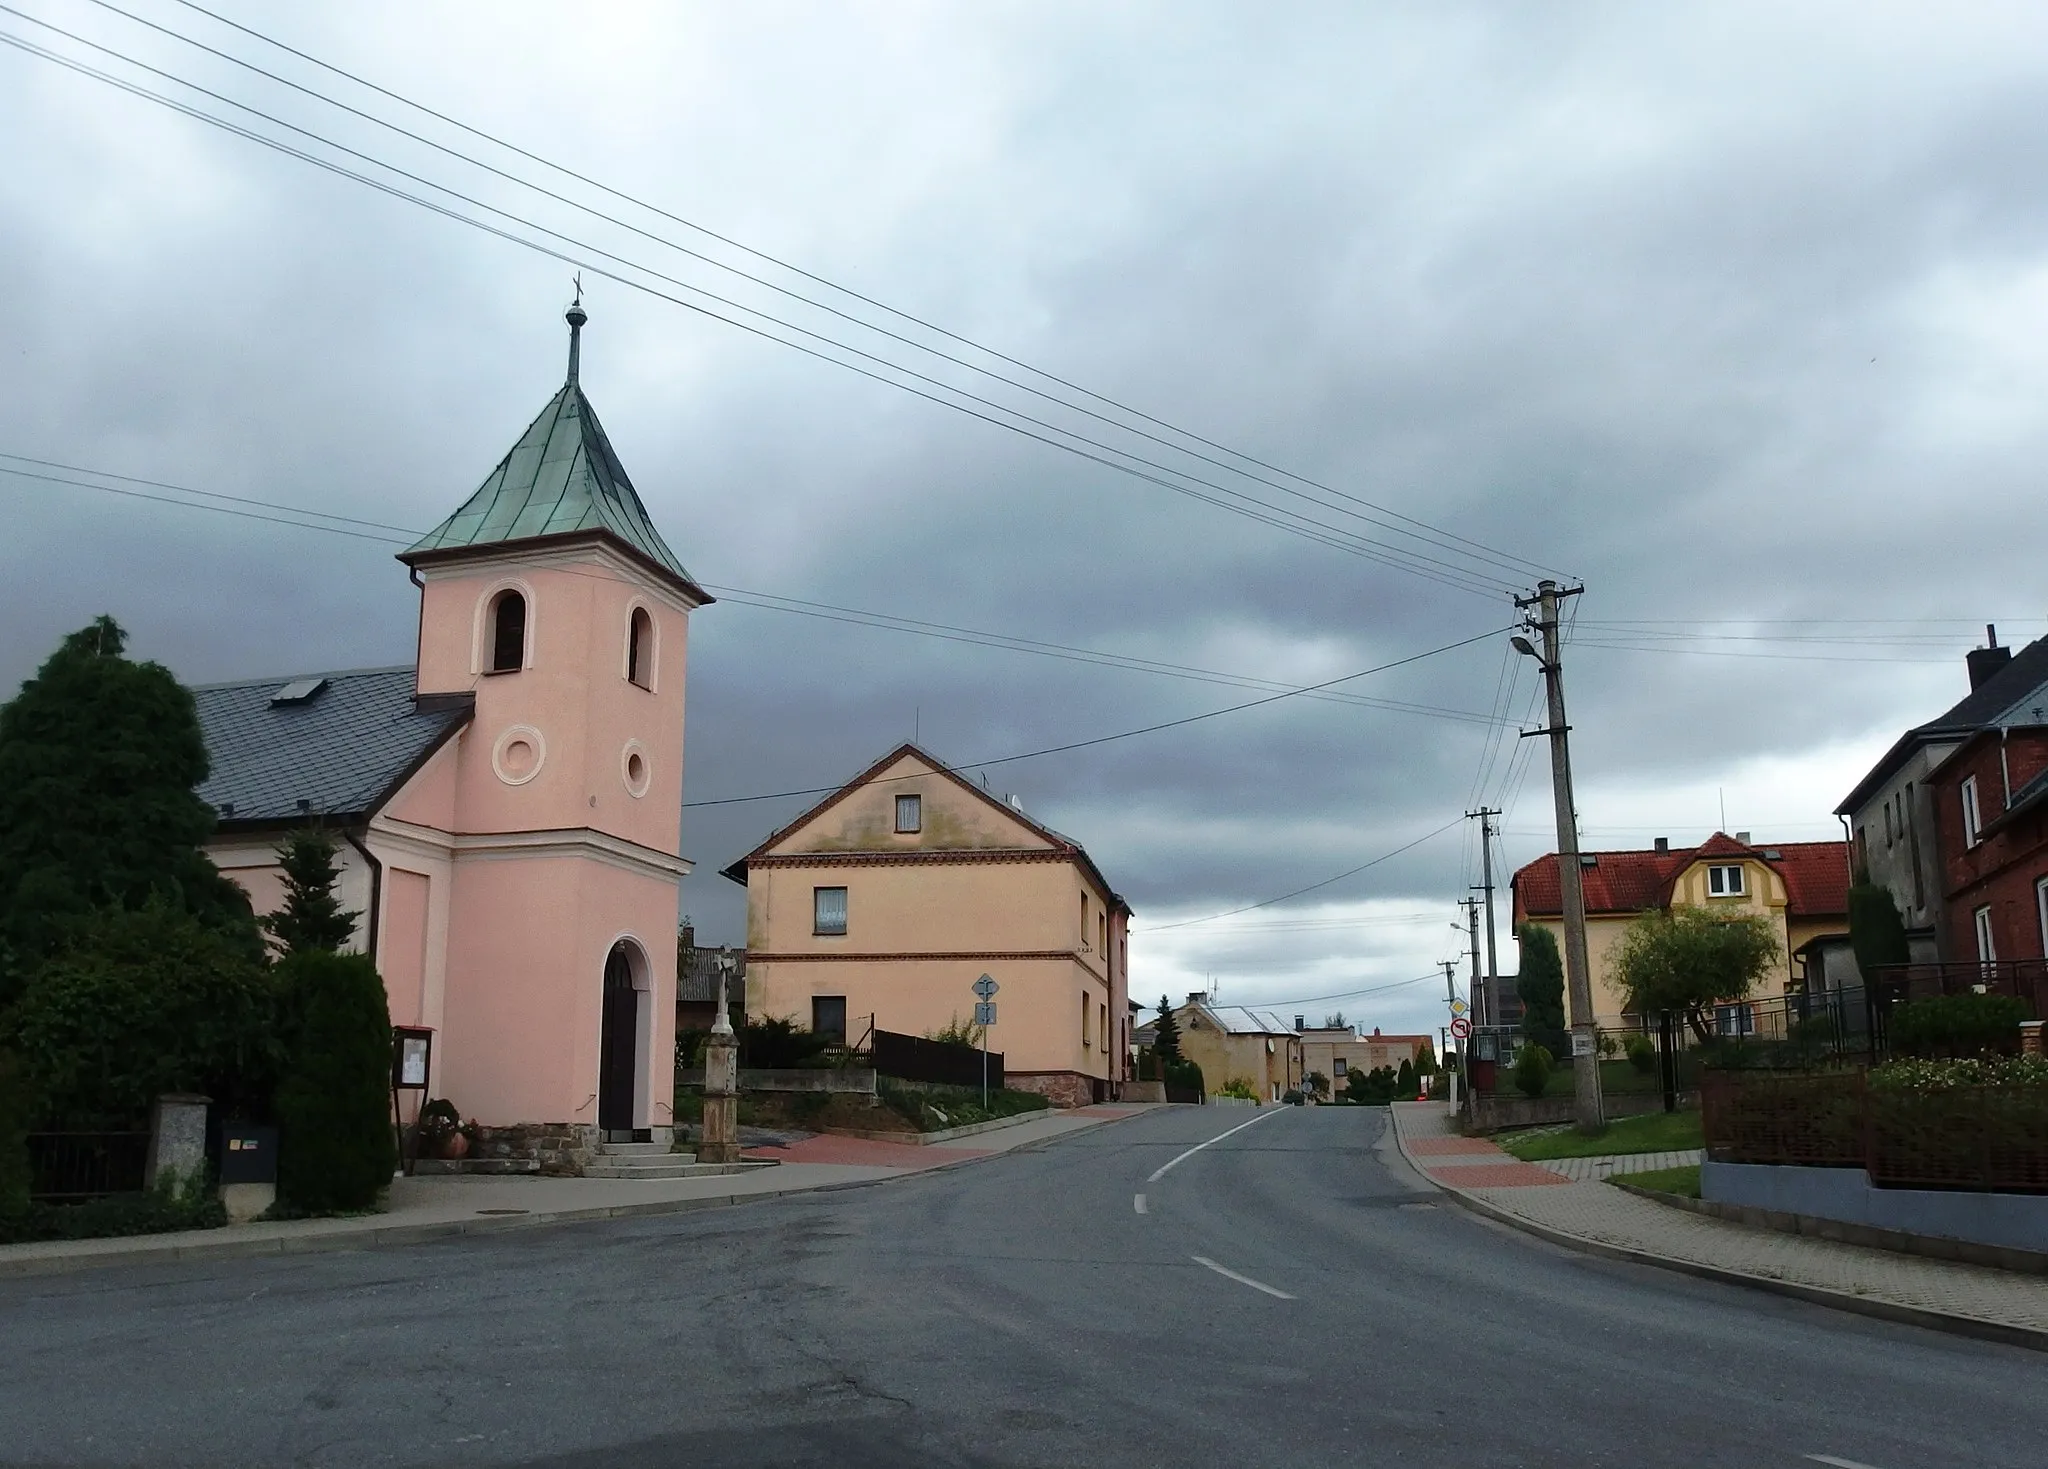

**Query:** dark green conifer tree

left=261, top=828, right=361, bottom=957
left=275, top=949, right=397, bottom=1213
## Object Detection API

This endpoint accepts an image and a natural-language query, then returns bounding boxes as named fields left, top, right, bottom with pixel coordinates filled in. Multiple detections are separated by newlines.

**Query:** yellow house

left=1295, top=1024, right=1432, bottom=1096
left=1511, top=832, right=1851, bottom=1030
left=726, top=744, right=1130, bottom=1107
left=1173, top=997, right=1303, bottom=1102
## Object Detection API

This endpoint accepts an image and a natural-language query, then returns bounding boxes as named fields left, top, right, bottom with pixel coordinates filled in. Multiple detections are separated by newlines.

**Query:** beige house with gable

left=725, top=744, right=1130, bottom=1107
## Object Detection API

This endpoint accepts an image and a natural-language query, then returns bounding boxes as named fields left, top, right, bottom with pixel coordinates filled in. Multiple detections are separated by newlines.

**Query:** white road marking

left=1804, top=1457, right=1886, bottom=1469
left=1147, top=1106, right=1286, bottom=1183
left=1133, top=1193, right=1147, bottom=1214
left=1191, top=1255, right=1295, bottom=1300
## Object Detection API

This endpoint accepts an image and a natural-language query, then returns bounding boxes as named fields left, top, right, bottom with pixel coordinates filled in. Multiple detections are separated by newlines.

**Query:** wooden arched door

left=598, top=942, right=641, bottom=1138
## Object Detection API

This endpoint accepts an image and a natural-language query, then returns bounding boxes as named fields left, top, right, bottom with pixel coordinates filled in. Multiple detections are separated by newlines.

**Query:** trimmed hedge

left=1887, top=993, right=2027, bottom=1059
left=275, top=949, right=396, bottom=1213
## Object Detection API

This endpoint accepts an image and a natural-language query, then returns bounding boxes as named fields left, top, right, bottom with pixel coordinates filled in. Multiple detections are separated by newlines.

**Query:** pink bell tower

left=381, top=298, right=711, bottom=1164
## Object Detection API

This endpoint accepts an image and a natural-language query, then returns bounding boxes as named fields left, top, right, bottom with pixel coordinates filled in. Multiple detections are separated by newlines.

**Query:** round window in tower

left=620, top=740, right=651, bottom=799
left=491, top=724, right=547, bottom=786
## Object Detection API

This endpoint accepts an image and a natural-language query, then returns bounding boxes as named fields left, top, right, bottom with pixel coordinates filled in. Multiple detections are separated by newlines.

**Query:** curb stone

left=1386, top=1106, right=2048, bottom=1355
left=0, top=1107, right=1144, bottom=1280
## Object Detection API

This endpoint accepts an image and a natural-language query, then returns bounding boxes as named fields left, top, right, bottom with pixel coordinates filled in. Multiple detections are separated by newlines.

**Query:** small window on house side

left=490, top=591, right=526, bottom=673
left=1334, top=1057, right=1348, bottom=1078
left=811, top=995, right=847, bottom=1041
left=2036, top=876, right=2048, bottom=956
left=813, top=886, right=848, bottom=936
left=1962, top=776, right=1983, bottom=848
left=627, top=607, right=653, bottom=689
left=1974, top=905, right=1997, bottom=964
left=895, top=793, right=921, bottom=833
left=1708, top=864, right=1744, bottom=897
left=1884, top=802, right=1894, bottom=848
left=1081, top=992, right=1091, bottom=1049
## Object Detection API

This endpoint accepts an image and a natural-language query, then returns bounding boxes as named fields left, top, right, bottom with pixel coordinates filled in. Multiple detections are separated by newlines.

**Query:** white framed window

left=2038, top=875, right=2048, bottom=957
left=1714, top=1003, right=1755, bottom=1036
left=1707, top=864, right=1745, bottom=897
left=813, top=886, right=848, bottom=936
left=895, top=793, right=921, bottom=833
left=626, top=606, right=655, bottom=689
left=1961, top=776, right=1983, bottom=848
left=1974, top=904, right=1996, bottom=963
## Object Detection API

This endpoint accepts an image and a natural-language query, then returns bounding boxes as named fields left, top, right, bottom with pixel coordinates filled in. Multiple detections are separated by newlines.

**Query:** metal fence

left=27, top=1131, right=150, bottom=1202
left=870, top=1029, right=1004, bottom=1090
left=1701, top=1069, right=2048, bottom=1194
left=1867, top=959, right=2048, bottom=1021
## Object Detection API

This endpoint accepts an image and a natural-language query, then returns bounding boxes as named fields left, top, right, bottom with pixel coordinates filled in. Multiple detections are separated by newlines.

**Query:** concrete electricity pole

left=1467, top=808, right=1502, bottom=1028
left=1461, top=897, right=1482, bottom=1013
left=1512, top=579, right=1604, bottom=1132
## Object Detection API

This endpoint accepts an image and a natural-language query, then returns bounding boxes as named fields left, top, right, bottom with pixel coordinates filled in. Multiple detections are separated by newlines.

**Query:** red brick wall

left=1931, top=729, right=2048, bottom=961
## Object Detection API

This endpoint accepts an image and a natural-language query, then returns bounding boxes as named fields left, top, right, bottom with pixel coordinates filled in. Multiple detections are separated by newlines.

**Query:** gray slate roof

left=403, top=380, right=699, bottom=591
left=1837, top=634, right=2048, bottom=814
left=191, top=667, right=472, bottom=826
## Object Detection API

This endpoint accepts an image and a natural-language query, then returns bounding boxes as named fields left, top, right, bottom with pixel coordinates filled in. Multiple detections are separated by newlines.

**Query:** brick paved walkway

left=1536, top=1149, right=1702, bottom=1182
left=1390, top=1102, right=2048, bottom=1343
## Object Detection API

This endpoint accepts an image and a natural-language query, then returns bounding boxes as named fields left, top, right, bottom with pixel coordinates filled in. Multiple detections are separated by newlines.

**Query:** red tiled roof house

left=1511, top=834, right=1851, bottom=1028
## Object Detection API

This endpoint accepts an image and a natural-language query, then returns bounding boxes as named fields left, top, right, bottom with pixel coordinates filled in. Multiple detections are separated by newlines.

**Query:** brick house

left=1924, top=723, right=2048, bottom=965
left=1835, top=628, right=2048, bottom=961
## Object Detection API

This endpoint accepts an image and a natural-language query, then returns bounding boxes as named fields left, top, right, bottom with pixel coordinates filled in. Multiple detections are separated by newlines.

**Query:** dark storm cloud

left=2, top=0, right=2044, bottom=1032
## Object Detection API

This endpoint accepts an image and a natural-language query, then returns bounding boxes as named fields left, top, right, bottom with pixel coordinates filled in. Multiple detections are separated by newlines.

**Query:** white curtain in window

left=814, top=887, right=848, bottom=934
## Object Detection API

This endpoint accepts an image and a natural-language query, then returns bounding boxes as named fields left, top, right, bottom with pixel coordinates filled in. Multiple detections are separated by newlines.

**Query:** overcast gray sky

left=2, top=1, right=2043, bottom=1038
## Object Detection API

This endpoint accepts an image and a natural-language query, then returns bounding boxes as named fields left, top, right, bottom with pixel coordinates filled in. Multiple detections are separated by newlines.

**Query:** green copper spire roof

left=403, top=303, right=702, bottom=595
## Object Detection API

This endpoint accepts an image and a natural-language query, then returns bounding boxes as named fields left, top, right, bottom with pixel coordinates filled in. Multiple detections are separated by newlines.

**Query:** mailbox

left=217, top=1124, right=279, bottom=1185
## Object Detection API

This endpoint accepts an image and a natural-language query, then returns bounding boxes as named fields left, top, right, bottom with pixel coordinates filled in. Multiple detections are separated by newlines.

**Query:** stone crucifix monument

left=698, top=954, right=741, bottom=1164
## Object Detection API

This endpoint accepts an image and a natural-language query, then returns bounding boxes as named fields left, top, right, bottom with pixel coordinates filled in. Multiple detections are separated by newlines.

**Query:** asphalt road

left=4, top=1105, right=2045, bottom=1468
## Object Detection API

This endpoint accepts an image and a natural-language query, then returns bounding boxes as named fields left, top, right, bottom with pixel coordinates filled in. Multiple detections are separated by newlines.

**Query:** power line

left=0, top=10, right=1519, bottom=598
left=138, top=0, right=1562, bottom=587
left=1138, top=816, right=1465, bottom=932
left=0, top=453, right=1511, bottom=728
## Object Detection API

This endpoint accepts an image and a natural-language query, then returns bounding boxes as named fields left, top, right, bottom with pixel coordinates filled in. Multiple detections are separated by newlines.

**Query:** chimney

left=679, top=923, right=695, bottom=954
left=1654, top=837, right=1669, bottom=853
left=1967, top=624, right=2011, bottom=691
left=1187, top=991, right=1206, bottom=1006
left=1372, top=1026, right=1382, bottom=1037
left=1736, top=831, right=1751, bottom=845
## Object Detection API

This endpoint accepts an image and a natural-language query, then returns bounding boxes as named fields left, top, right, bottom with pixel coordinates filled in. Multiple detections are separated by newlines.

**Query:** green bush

left=1346, top=1065, right=1398, bottom=1104
left=8, top=901, right=280, bottom=1124
left=1513, top=1044, right=1554, bottom=1100
left=275, top=949, right=396, bottom=1213
left=1872, top=1054, right=2048, bottom=1090
left=740, top=1016, right=833, bottom=1069
left=1887, top=993, right=2027, bottom=1059
left=1215, top=1077, right=1261, bottom=1102
left=1624, top=1034, right=1658, bottom=1074
left=876, top=1079, right=1049, bottom=1131
left=0, top=1172, right=225, bottom=1244
left=0, top=1049, right=29, bottom=1223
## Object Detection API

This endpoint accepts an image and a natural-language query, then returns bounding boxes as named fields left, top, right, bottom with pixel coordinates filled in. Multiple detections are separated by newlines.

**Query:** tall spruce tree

left=1515, top=924, right=1568, bottom=1045
left=261, top=828, right=361, bottom=957
left=1153, top=995, right=1182, bottom=1062
left=1848, top=882, right=1909, bottom=977
left=0, top=616, right=256, bottom=1003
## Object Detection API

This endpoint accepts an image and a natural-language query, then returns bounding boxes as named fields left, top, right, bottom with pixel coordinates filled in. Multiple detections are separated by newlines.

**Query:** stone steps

left=582, top=1157, right=776, bottom=1180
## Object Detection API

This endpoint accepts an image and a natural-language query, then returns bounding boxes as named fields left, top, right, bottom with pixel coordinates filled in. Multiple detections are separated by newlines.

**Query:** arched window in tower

left=490, top=590, right=526, bottom=673
left=627, top=607, right=653, bottom=689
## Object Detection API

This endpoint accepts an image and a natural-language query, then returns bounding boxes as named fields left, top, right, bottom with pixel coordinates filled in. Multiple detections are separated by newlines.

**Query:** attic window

left=1762, top=849, right=1782, bottom=861
left=1708, top=864, right=1745, bottom=897
left=270, top=678, right=327, bottom=706
left=895, top=794, right=921, bottom=833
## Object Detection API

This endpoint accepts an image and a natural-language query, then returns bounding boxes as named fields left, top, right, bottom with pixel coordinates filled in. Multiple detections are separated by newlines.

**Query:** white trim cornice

left=369, top=815, right=692, bottom=881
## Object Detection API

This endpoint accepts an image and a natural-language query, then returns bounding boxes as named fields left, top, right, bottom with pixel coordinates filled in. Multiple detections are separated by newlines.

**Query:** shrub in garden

left=1395, top=1059, right=1418, bottom=1099
left=1513, top=1044, right=1553, bottom=1100
left=260, top=827, right=361, bottom=957
left=1625, top=1034, right=1658, bottom=1074
left=1215, top=1077, right=1261, bottom=1102
left=740, top=1015, right=833, bottom=1069
left=275, top=949, right=397, bottom=1213
left=8, top=901, right=280, bottom=1124
left=1887, top=993, right=2027, bottom=1059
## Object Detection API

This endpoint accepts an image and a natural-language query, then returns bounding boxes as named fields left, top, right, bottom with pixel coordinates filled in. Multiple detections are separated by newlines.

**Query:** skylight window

left=271, top=678, right=327, bottom=706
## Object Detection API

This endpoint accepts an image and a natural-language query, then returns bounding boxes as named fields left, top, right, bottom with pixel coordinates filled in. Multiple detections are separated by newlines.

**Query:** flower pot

left=439, top=1131, right=471, bottom=1161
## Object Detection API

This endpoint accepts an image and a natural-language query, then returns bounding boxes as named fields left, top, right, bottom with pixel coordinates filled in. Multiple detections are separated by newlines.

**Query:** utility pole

left=1467, top=807, right=1502, bottom=1029
left=1512, top=579, right=1603, bottom=1132
left=1461, top=898, right=1482, bottom=1010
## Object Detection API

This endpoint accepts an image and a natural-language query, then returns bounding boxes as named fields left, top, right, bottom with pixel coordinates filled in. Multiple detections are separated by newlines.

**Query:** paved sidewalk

left=0, top=1104, right=1152, bottom=1278
left=1532, top=1149, right=1702, bottom=1183
left=1390, top=1102, right=2048, bottom=1349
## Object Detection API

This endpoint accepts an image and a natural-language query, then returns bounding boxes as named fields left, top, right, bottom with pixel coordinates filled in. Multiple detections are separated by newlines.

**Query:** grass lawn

left=1497, top=1108, right=1702, bottom=1161
left=1611, top=1164, right=1701, bottom=1199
